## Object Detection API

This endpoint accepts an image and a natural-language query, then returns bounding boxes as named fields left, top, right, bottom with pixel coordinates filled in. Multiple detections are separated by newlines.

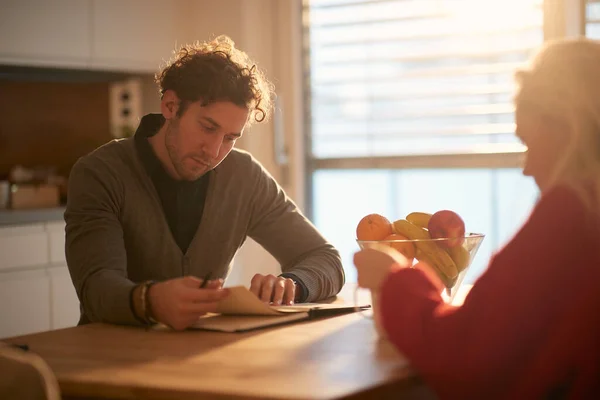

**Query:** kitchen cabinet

left=0, top=0, right=288, bottom=74
left=0, top=0, right=184, bottom=72
left=46, top=221, right=66, bottom=265
left=90, top=0, right=184, bottom=72
left=0, top=224, right=48, bottom=272
left=0, top=221, right=79, bottom=339
left=0, top=0, right=92, bottom=68
left=0, top=268, right=51, bottom=339
left=49, top=264, right=79, bottom=330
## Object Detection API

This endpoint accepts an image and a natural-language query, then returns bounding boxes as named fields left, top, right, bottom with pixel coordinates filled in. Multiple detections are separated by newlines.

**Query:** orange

left=356, top=213, right=393, bottom=241
left=384, top=233, right=416, bottom=263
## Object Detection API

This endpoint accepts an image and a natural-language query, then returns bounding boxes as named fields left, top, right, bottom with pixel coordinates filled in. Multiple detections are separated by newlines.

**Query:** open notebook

left=191, top=286, right=371, bottom=333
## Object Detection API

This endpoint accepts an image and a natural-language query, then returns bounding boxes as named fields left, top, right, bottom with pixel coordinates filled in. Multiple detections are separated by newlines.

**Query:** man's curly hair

left=155, top=35, right=274, bottom=124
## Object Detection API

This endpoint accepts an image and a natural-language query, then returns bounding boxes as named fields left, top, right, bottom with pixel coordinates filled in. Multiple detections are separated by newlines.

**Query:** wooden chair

left=0, top=342, right=60, bottom=400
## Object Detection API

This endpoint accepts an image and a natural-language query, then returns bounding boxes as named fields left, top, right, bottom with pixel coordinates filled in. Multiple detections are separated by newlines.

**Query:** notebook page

left=216, top=286, right=305, bottom=316
left=217, top=286, right=370, bottom=316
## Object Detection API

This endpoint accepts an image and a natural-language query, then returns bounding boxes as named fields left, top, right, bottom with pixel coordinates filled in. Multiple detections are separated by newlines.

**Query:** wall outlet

left=109, top=78, right=142, bottom=138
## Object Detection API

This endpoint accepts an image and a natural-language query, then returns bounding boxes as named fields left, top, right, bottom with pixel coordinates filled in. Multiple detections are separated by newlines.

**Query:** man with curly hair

left=64, top=35, right=345, bottom=330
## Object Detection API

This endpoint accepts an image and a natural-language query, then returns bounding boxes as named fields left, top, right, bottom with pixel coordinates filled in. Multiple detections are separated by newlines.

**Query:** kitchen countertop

left=0, top=207, right=65, bottom=227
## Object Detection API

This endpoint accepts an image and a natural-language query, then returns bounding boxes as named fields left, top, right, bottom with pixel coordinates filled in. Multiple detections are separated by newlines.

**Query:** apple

left=427, top=210, right=465, bottom=248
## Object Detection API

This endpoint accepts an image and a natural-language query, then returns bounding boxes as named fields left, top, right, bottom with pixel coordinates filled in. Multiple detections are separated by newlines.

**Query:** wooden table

left=3, top=287, right=435, bottom=400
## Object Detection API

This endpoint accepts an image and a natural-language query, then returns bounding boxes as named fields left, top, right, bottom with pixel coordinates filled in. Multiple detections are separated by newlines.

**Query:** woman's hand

left=353, top=244, right=411, bottom=291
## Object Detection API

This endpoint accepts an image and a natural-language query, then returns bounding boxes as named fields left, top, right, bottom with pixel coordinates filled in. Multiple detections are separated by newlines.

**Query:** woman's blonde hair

left=515, top=37, right=600, bottom=211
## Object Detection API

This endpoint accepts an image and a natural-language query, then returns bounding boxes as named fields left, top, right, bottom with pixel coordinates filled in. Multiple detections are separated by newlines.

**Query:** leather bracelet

left=143, top=281, right=158, bottom=324
left=139, top=281, right=150, bottom=324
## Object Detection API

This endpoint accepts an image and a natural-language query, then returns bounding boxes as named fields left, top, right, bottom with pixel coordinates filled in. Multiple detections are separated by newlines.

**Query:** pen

left=199, top=271, right=213, bottom=289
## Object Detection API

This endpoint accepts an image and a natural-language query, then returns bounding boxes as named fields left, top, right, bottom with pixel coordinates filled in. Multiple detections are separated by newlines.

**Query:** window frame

left=584, top=0, right=600, bottom=36
left=302, top=0, right=585, bottom=218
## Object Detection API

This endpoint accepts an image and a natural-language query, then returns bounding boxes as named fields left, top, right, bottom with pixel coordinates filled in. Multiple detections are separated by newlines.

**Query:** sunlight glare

left=448, top=0, right=541, bottom=33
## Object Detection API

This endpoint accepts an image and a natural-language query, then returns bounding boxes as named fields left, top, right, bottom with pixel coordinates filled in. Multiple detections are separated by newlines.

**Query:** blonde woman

left=354, top=37, right=600, bottom=399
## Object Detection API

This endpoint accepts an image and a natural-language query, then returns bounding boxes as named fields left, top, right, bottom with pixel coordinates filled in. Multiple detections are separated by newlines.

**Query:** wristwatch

left=279, top=274, right=307, bottom=302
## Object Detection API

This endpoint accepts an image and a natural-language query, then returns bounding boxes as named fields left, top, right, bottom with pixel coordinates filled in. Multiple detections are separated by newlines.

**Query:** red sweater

left=380, top=185, right=600, bottom=399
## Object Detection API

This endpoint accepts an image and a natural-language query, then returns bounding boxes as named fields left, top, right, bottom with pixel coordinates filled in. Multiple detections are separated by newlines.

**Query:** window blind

left=587, top=0, right=600, bottom=38
left=305, top=0, right=543, bottom=158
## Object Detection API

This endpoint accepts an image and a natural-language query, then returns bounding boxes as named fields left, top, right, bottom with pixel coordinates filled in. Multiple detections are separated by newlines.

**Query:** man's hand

left=147, top=276, right=229, bottom=331
left=249, top=274, right=297, bottom=305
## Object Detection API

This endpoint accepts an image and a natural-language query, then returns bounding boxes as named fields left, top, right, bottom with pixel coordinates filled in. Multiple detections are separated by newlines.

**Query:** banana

left=393, top=219, right=431, bottom=241
left=393, top=219, right=459, bottom=282
left=406, top=212, right=432, bottom=229
left=448, top=275, right=458, bottom=289
left=446, top=246, right=470, bottom=272
left=414, top=248, right=454, bottom=288
left=464, top=235, right=480, bottom=252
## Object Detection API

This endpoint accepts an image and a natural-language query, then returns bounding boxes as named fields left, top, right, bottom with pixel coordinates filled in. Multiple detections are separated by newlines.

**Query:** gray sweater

left=65, top=138, right=345, bottom=326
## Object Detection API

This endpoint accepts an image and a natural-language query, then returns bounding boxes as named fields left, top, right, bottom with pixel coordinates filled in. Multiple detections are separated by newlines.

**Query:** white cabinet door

left=90, top=0, right=182, bottom=72
left=49, top=264, right=80, bottom=330
left=0, top=269, right=50, bottom=339
left=0, top=224, right=49, bottom=272
left=46, top=221, right=66, bottom=265
left=0, top=0, right=92, bottom=68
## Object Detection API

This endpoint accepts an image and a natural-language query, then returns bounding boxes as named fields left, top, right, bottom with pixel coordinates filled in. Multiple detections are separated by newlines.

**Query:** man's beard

left=164, top=121, right=210, bottom=181
left=165, top=121, right=190, bottom=180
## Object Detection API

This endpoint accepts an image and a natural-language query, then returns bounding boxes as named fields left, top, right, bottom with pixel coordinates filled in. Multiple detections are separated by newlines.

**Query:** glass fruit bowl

left=356, top=233, right=485, bottom=303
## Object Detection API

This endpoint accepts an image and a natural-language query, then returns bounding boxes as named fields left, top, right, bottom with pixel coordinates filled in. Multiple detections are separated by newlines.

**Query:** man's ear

left=160, top=90, right=180, bottom=119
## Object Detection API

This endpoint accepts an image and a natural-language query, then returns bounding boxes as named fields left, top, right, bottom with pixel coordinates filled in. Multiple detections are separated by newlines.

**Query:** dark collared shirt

left=134, top=114, right=210, bottom=254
